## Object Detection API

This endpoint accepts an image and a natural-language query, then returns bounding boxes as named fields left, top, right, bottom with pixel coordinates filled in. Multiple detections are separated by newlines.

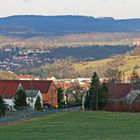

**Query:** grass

left=118, top=55, right=140, bottom=75
left=74, top=55, right=140, bottom=76
left=74, top=58, right=112, bottom=72
left=0, top=111, right=140, bottom=140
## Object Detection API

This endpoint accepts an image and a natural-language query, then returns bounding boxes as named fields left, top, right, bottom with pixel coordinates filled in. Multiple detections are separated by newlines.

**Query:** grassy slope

left=0, top=71, right=17, bottom=80
left=0, top=111, right=140, bottom=140
left=74, top=55, right=140, bottom=76
left=118, top=55, right=140, bottom=75
left=74, top=58, right=112, bottom=72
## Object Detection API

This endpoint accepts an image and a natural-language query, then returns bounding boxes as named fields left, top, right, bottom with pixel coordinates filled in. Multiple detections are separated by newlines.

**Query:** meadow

left=0, top=111, right=140, bottom=140
left=74, top=55, right=140, bottom=76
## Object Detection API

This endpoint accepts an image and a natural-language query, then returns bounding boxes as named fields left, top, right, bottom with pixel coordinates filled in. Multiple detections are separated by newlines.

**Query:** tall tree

left=14, top=87, right=27, bottom=111
left=98, top=82, right=108, bottom=110
left=0, top=96, right=6, bottom=117
left=84, top=72, right=108, bottom=110
left=35, top=95, right=42, bottom=111
left=84, top=72, right=100, bottom=110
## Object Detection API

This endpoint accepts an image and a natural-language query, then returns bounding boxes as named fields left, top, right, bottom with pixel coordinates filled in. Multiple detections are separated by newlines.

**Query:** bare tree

left=104, top=68, right=125, bottom=83
left=129, top=69, right=140, bottom=83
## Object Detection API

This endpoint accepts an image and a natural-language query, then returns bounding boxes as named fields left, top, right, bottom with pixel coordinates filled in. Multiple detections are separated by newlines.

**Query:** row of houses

left=0, top=80, right=58, bottom=110
left=0, top=79, right=140, bottom=112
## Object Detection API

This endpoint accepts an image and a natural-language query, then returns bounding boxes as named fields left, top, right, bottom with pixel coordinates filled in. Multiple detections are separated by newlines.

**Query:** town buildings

left=0, top=80, right=58, bottom=110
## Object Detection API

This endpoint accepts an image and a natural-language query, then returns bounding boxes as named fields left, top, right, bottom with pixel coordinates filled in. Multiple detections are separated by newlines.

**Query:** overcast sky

left=0, top=0, right=140, bottom=19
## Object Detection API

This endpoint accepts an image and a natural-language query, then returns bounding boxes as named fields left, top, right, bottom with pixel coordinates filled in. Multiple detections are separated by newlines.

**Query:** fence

left=0, top=107, right=80, bottom=124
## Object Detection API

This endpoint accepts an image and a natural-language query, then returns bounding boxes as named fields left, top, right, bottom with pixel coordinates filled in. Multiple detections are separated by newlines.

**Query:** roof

left=0, top=81, right=20, bottom=99
left=25, top=90, right=40, bottom=97
left=108, top=83, right=135, bottom=99
left=19, top=80, right=53, bottom=93
left=0, top=80, right=53, bottom=94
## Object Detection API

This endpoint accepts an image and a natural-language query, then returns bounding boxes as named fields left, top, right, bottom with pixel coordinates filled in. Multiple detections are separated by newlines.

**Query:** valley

left=0, top=15, right=140, bottom=79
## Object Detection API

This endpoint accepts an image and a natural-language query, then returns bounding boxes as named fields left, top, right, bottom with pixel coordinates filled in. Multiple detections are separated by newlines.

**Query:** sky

left=0, top=0, right=140, bottom=19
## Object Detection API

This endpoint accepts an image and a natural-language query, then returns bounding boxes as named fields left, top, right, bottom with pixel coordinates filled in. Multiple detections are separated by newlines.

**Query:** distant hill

left=0, top=15, right=140, bottom=38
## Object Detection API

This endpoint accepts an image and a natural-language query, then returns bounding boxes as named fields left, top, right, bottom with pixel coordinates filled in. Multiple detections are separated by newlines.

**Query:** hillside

left=74, top=55, right=140, bottom=78
left=0, top=15, right=140, bottom=78
left=0, top=15, right=140, bottom=49
left=20, top=32, right=140, bottom=49
left=0, top=15, right=140, bottom=38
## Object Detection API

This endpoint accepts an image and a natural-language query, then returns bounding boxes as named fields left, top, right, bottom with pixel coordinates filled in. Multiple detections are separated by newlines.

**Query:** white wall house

left=4, top=90, right=43, bottom=111
left=25, top=90, right=43, bottom=109
left=4, top=98, right=14, bottom=110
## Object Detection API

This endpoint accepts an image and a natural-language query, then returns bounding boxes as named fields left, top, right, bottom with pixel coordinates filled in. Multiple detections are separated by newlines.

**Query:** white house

left=25, top=90, right=43, bottom=109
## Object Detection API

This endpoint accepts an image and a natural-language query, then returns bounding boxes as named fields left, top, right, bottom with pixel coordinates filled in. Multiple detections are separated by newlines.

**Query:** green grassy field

left=0, top=111, right=140, bottom=140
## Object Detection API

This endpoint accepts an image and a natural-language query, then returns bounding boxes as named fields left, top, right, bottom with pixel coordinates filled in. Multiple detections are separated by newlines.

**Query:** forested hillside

left=0, top=15, right=140, bottom=38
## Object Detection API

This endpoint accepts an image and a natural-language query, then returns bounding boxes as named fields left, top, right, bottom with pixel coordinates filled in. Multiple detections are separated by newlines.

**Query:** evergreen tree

left=84, top=91, right=91, bottom=110
left=84, top=72, right=100, bottom=110
left=57, top=87, right=64, bottom=108
left=0, top=96, right=6, bottom=117
left=98, top=82, right=108, bottom=110
left=84, top=72, right=108, bottom=110
left=14, top=87, right=27, bottom=111
left=35, top=95, right=42, bottom=111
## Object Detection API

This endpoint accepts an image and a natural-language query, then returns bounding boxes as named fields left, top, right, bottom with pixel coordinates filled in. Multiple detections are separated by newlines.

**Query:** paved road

left=0, top=107, right=80, bottom=124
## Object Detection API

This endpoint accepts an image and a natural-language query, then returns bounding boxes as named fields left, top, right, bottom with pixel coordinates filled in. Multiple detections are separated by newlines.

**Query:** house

left=0, top=80, right=58, bottom=108
left=0, top=81, right=23, bottom=110
left=104, top=83, right=140, bottom=112
left=18, top=80, right=58, bottom=107
left=131, top=92, right=140, bottom=112
left=25, top=90, right=43, bottom=109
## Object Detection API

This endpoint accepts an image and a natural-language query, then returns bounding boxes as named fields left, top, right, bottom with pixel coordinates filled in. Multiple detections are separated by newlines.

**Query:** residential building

left=105, top=83, right=140, bottom=112
left=0, top=81, right=23, bottom=110
left=25, top=90, right=43, bottom=109
left=0, top=80, right=58, bottom=109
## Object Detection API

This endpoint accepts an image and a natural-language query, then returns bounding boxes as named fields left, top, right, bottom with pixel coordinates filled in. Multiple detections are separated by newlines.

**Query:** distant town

left=0, top=46, right=53, bottom=71
left=0, top=44, right=134, bottom=72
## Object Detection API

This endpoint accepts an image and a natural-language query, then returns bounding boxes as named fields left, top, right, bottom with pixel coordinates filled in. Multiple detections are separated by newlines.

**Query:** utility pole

left=96, top=86, right=98, bottom=111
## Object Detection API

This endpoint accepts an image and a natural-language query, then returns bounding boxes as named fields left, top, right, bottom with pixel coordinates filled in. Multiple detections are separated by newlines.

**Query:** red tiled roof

left=0, top=81, right=20, bottom=99
left=0, top=80, right=53, bottom=96
left=108, top=83, right=134, bottom=99
left=19, top=80, right=53, bottom=93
